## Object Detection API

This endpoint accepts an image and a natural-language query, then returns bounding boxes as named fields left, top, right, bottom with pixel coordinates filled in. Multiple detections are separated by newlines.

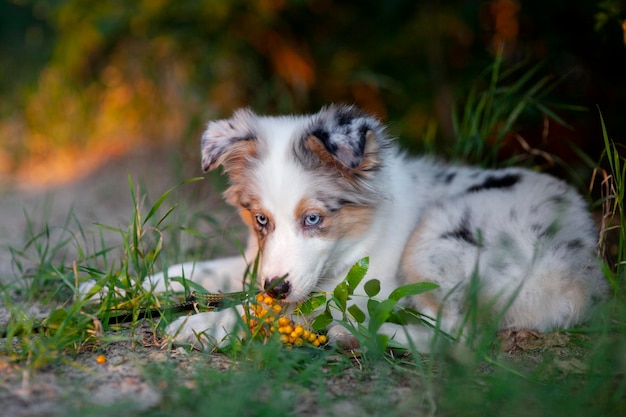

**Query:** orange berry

left=96, top=354, right=106, bottom=365
left=278, top=317, right=291, bottom=326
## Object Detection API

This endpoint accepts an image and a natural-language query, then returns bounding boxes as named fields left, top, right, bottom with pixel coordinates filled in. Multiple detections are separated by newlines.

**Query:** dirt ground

left=0, top=145, right=241, bottom=417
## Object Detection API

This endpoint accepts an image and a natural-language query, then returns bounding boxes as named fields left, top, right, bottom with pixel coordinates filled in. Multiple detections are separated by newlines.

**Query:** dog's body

left=155, top=105, right=607, bottom=350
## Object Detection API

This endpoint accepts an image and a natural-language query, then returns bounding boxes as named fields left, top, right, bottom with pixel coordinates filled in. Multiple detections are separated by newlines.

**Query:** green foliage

left=451, top=52, right=586, bottom=166
left=599, top=110, right=626, bottom=292
left=0, top=175, right=206, bottom=368
left=3, top=1, right=625, bottom=181
left=595, top=0, right=625, bottom=31
left=311, top=257, right=439, bottom=357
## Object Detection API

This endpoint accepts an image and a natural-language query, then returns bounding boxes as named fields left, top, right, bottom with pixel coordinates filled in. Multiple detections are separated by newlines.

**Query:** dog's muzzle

left=264, top=277, right=291, bottom=299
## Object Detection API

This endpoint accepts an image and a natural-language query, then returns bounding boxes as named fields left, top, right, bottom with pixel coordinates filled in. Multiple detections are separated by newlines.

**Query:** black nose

left=264, top=277, right=291, bottom=299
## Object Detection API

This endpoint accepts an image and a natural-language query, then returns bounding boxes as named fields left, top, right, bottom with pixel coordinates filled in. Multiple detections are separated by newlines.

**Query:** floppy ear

left=303, top=105, right=387, bottom=173
left=200, top=109, right=257, bottom=173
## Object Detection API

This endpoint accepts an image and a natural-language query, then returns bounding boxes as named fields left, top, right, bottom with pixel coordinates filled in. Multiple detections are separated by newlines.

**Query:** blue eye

left=304, top=214, right=322, bottom=227
left=255, top=213, right=268, bottom=226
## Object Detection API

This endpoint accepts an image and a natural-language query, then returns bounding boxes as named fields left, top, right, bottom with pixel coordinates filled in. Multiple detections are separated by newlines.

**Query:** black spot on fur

left=441, top=212, right=478, bottom=246
left=567, top=239, right=584, bottom=250
left=466, top=174, right=521, bottom=193
left=324, top=198, right=357, bottom=212
left=538, top=221, right=561, bottom=239
left=351, top=124, right=368, bottom=161
left=231, top=134, right=255, bottom=143
left=444, top=172, right=456, bottom=184
left=549, top=195, right=568, bottom=206
left=530, top=223, right=543, bottom=234
left=435, top=170, right=457, bottom=184
left=337, top=113, right=353, bottom=126
left=338, top=198, right=355, bottom=206
left=311, top=128, right=336, bottom=153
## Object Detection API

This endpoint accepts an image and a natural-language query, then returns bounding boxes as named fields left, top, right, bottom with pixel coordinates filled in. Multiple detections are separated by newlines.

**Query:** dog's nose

left=264, top=277, right=291, bottom=299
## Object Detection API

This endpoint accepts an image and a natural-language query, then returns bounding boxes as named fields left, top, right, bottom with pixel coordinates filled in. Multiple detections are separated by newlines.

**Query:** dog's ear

left=303, top=105, right=387, bottom=173
left=200, top=109, right=257, bottom=173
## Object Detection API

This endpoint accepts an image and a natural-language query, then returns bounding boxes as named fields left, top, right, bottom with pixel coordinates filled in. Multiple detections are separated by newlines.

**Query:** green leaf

left=312, top=309, right=333, bottom=331
left=347, top=304, right=366, bottom=324
left=387, top=307, right=427, bottom=325
left=368, top=299, right=397, bottom=333
left=170, top=277, right=208, bottom=294
left=333, top=281, right=349, bottom=311
left=297, top=294, right=327, bottom=315
left=345, top=257, right=369, bottom=293
left=388, top=282, right=439, bottom=301
left=367, top=298, right=379, bottom=316
left=364, top=279, right=380, bottom=297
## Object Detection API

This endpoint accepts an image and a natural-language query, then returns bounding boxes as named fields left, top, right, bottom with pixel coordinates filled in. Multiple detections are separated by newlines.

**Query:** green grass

left=1, top=68, right=626, bottom=416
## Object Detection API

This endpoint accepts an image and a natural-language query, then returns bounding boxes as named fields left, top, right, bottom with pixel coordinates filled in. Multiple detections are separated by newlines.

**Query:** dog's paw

left=165, top=308, right=241, bottom=351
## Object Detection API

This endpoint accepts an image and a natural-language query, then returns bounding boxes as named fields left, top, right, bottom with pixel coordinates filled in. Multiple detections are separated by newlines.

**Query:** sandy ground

left=0, top=145, right=243, bottom=416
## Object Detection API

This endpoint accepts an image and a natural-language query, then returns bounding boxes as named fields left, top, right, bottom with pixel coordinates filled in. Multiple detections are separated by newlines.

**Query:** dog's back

left=399, top=161, right=606, bottom=339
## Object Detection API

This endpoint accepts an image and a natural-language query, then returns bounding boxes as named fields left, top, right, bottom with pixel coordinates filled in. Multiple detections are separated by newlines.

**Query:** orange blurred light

left=483, top=0, right=520, bottom=57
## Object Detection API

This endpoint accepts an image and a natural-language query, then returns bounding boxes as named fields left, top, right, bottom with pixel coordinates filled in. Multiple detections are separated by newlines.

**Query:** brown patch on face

left=305, top=135, right=337, bottom=167
left=294, top=197, right=375, bottom=239
left=220, top=140, right=261, bottom=209
left=226, top=190, right=274, bottom=250
left=219, top=140, right=258, bottom=179
left=330, top=205, right=375, bottom=238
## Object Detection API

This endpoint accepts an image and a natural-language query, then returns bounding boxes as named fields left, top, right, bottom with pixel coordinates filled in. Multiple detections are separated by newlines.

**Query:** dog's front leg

left=147, top=255, right=251, bottom=294
left=165, top=307, right=244, bottom=350
left=154, top=254, right=254, bottom=350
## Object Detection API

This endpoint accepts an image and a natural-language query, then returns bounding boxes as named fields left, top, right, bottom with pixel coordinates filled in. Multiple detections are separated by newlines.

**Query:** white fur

left=153, top=105, right=607, bottom=351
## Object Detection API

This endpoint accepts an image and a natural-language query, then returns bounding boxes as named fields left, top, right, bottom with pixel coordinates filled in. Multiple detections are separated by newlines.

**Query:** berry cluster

left=244, top=293, right=327, bottom=347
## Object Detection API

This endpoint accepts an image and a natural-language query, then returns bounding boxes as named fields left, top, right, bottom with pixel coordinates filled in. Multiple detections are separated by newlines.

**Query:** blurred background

left=0, top=0, right=625, bottom=189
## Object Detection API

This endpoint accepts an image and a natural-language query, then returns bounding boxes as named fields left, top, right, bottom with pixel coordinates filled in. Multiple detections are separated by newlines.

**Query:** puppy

left=154, top=105, right=607, bottom=350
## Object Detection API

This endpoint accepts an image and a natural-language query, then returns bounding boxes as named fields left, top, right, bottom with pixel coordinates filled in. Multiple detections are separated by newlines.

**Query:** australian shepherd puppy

left=154, top=105, right=607, bottom=351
